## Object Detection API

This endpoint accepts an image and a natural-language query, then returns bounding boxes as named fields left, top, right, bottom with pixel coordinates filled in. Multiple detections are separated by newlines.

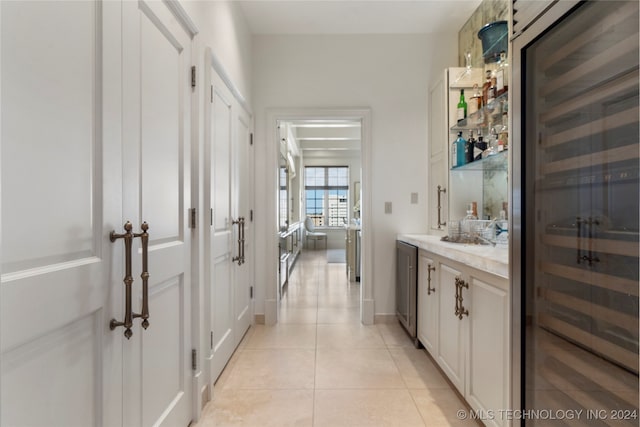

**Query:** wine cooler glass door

left=520, top=1, right=639, bottom=423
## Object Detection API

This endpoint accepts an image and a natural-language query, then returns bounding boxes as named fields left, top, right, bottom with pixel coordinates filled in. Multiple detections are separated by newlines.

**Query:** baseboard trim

left=254, top=313, right=265, bottom=325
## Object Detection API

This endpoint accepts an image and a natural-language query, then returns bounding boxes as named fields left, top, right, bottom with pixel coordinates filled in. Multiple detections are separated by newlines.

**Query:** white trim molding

left=264, top=108, right=374, bottom=325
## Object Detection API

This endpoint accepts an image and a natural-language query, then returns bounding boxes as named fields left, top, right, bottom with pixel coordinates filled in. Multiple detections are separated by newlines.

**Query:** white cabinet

left=428, top=77, right=448, bottom=234
left=417, top=248, right=510, bottom=427
left=467, top=272, right=509, bottom=427
left=436, top=261, right=467, bottom=394
left=417, top=253, right=438, bottom=354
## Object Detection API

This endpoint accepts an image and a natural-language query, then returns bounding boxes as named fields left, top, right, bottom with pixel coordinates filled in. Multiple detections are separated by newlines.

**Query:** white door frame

left=264, top=108, right=374, bottom=325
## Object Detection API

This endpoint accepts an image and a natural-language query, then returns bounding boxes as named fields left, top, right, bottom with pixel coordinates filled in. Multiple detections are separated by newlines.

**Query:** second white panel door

left=121, top=1, right=193, bottom=426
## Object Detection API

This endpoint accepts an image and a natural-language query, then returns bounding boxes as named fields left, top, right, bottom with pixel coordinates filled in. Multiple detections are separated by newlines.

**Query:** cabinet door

left=428, top=77, right=448, bottom=235
left=466, top=274, right=509, bottom=427
left=437, top=262, right=466, bottom=393
left=417, top=252, right=438, bottom=354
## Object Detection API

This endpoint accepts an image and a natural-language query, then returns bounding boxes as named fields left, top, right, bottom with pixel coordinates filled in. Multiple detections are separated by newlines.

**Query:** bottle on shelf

left=465, top=130, right=476, bottom=164
left=487, top=70, right=497, bottom=105
left=456, top=89, right=467, bottom=123
left=474, top=129, right=487, bottom=161
left=453, top=131, right=466, bottom=168
left=485, top=127, right=499, bottom=157
left=468, top=83, right=482, bottom=116
left=482, top=70, right=492, bottom=106
left=496, top=51, right=509, bottom=96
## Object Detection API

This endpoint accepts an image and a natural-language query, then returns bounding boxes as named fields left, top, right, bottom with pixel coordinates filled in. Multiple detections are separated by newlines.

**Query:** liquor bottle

left=465, top=130, right=476, bottom=164
left=487, top=71, right=497, bottom=105
left=456, top=89, right=467, bottom=123
left=474, top=129, right=487, bottom=161
left=482, top=70, right=492, bottom=105
left=496, top=51, right=509, bottom=96
left=451, top=134, right=458, bottom=168
left=468, top=84, right=482, bottom=116
left=454, top=132, right=466, bottom=167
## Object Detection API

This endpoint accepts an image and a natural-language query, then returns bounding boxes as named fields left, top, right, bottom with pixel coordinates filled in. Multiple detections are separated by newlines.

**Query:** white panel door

left=121, top=1, right=192, bottom=426
left=207, top=58, right=235, bottom=384
left=205, top=49, right=254, bottom=386
left=0, top=1, right=123, bottom=426
left=233, top=106, right=252, bottom=347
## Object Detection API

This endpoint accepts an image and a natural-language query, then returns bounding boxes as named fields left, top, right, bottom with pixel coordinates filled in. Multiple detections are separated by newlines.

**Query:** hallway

left=195, top=250, right=477, bottom=426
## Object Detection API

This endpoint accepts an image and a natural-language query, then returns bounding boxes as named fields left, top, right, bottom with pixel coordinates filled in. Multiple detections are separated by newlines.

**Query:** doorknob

left=110, top=221, right=151, bottom=338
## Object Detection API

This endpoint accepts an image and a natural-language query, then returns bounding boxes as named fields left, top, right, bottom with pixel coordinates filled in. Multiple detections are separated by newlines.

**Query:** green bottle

left=456, top=89, right=467, bottom=123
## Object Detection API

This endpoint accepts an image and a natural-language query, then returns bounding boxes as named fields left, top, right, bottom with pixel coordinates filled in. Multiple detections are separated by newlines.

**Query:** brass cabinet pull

left=455, top=276, right=469, bottom=319
left=232, top=217, right=245, bottom=265
left=427, top=265, right=436, bottom=295
left=110, top=222, right=135, bottom=339
left=437, top=186, right=447, bottom=229
left=133, top=222, right=150, bottom=330
left=110, top=221, right=150, bottom=338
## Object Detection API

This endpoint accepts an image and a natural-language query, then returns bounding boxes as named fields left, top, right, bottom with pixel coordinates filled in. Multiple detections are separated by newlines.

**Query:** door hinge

left=191, top=348, right=197, bottom=371
left=250, top=209, right=254, bottom=222
left=189, top=208, right=197, bottom=229
left=210, top=85, right=213, bottom=103
left=250, top=286, right=254, bottom=299
left=250, top=133, right=254, bottom=145
left=191, top=66, right=196, bottom=88
left=210, top=331, right=213, bottom=349
left=210, top=208, right=213, bottom=226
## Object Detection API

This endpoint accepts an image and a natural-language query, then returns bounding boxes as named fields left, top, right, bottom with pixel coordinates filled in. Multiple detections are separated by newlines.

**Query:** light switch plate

left=411, top=192, right=418, bottom=204
left=385, top=202, right=392, bottom=214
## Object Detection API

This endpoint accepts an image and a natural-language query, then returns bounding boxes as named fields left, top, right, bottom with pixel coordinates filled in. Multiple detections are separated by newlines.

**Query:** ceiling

left=238, top=0, right=482, bottom=35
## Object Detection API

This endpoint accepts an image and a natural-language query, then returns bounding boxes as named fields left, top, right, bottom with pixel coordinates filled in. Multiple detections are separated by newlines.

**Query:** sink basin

left=440, top=235, right=495, bottom=246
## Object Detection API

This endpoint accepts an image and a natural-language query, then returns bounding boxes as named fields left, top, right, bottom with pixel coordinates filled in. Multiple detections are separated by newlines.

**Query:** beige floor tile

left=377, top=322, right=417, bottom=348
left=280, top=294, right=318, bottom=309
left=316, top=324, right=386, bottom=349
left=278, top=308, right=318, bottom=324
left=314, top=389, right=425, bottom=426
left=317, top=307, right=360, bottom=324
left=315, top=348, right=405, bottom=389
left=196, top=389, right=314, bottom=427
left=389, top=348, right=452, bottom=389
left=221, top=349, right=316, bottom=390
left=244, top=324, right=317, bottom=349
left=410, top=389, right=478, bottom=427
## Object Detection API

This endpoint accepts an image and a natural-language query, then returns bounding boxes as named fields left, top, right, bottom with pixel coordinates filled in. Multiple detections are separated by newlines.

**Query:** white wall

left=252, top=34, right=458, bottom=316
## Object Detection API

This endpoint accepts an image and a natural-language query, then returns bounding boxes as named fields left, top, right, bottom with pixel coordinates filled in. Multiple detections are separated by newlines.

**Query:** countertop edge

left=397, top=234, right=509, bottom=279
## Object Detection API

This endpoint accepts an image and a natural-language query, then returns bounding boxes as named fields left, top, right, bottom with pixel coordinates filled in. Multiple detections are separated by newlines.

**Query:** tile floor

left=194, top=250, right=477, bottom=427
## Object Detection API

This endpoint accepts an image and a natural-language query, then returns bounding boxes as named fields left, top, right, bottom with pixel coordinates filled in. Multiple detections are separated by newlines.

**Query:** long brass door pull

left=110, top=221, right=150, bottom=339
left=232, top=217, right=245, bottom=265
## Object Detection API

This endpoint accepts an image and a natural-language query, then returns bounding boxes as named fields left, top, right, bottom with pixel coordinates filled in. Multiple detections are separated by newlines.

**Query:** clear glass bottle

left=468, top=84, right=482, bottom=116
left=496, top=51, right=509, bottom=96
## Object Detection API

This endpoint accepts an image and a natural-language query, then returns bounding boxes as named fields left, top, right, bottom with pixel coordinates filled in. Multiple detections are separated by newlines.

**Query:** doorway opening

left=266, top=109, right=373, bottom=325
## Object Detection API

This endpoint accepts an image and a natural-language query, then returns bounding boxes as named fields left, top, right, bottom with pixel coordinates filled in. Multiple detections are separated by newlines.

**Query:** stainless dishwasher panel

left=396, top=240, right=419, bottom=346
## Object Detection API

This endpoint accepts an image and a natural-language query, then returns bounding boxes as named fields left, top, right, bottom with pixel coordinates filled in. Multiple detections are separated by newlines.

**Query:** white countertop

left=397, top=234, right=509, bottom=279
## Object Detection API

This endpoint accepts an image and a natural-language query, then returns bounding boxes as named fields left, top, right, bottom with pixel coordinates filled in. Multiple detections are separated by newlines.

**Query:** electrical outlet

left=385, top=202, right=392, bottom=214
left=411, top=192, right=418, bottom=204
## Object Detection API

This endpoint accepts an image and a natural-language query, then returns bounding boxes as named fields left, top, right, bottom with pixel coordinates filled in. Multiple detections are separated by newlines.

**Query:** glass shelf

left=451, top=91, right=508, bottom=132
left=451, top=149, right=508, bottom=171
